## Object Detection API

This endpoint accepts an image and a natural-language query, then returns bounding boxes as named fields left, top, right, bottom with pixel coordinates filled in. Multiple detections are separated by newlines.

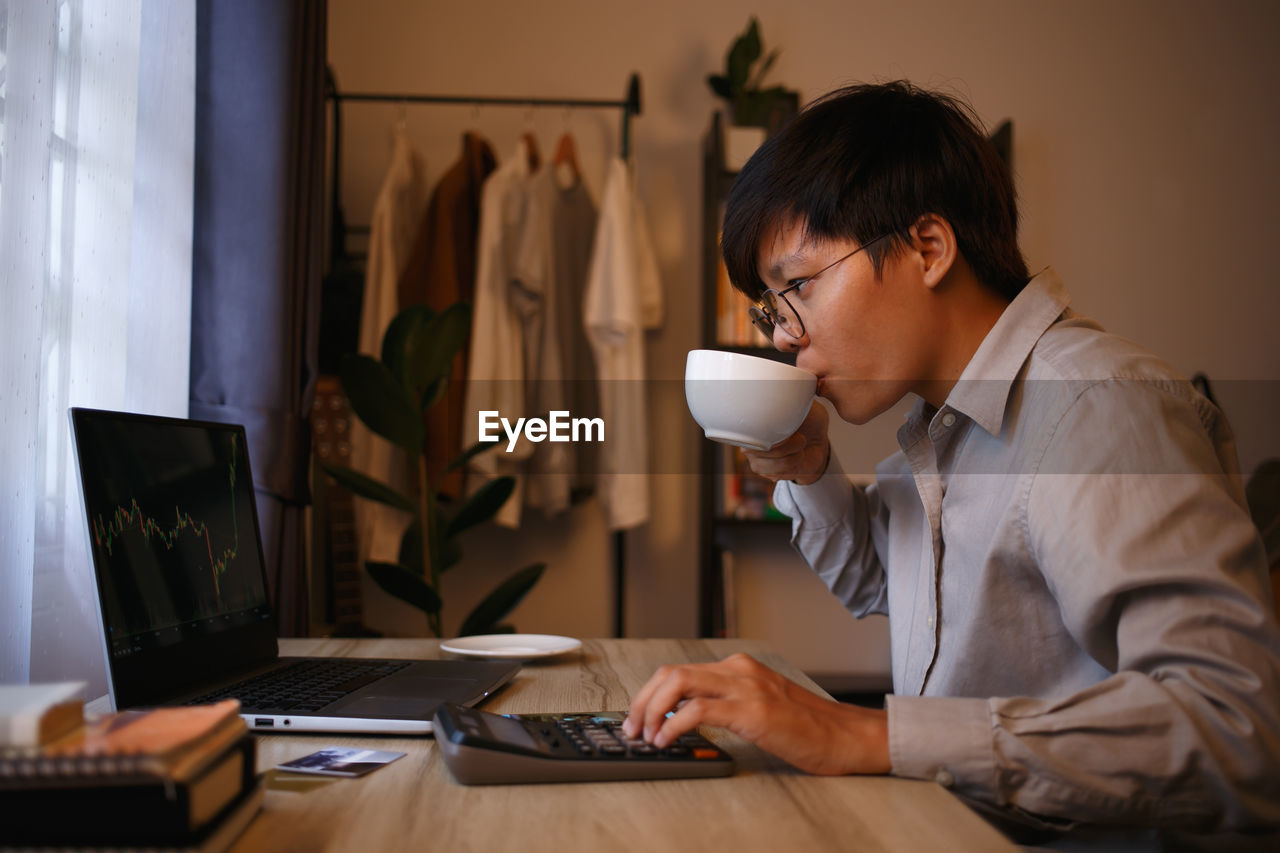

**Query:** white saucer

left=440, top=633, right=582, bottom=660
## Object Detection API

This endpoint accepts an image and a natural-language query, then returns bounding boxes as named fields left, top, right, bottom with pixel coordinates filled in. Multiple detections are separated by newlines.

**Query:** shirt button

left=935, top=768, right=955, bottom=788
left=927, top=615, right=934, bottom=628
left=941, top=412, right=956, bottom=428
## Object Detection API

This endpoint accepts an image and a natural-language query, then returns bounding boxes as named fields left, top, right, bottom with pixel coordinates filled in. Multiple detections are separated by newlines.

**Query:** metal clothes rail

left=326, top=73, right=642, bottom=159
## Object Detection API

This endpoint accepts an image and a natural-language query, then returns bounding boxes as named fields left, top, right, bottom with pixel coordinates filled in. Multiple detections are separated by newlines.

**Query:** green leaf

left=458, top=563, right=546, bottom=636
left=381, top=305, right=435, bottom=390
left=409, top=303, right=471, bottom=400
left=398, top=522, right=423, bottom=574
left=746, top=49, right=780, bottom=92
left=320, top=463, right=414, bottom=513
left=339, top=353, right=423, bottom=453
left=446, top=476, right=516, bottom=538
left=366, top=561, right=442, bottom=615
left=438, top=536, right=463, bottom=573
left=421, top=376, right=448, bottom=412
left=727, top=40, right=752, bottom=89
left=727, top=17, right=762, bottom=88
left=743, top=17, right=762, bottom=59
left=707, top=73, right=732, bottom=100
left=446, top=438, right=502, bottom=473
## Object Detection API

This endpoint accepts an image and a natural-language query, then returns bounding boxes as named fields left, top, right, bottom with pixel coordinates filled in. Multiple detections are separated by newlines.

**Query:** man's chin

left=838, top=409, right=879, bottom=426
left=827, top=391, right=896, bottom=426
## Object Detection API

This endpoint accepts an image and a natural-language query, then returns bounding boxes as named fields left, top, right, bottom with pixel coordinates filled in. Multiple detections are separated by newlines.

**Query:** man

left=624, top=82, right=1280, bottom=843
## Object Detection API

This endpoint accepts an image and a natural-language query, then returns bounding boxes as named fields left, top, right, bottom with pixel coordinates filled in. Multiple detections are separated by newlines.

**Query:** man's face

left=755, top=217, right=938, bottom=425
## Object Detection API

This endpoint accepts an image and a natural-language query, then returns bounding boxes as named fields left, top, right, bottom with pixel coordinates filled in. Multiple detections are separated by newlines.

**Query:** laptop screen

left=71, top=408, right=279, bottom=706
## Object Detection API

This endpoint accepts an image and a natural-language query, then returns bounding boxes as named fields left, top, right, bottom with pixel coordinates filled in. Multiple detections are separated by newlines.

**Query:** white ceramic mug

left=684, top=349, right=817, bottom=450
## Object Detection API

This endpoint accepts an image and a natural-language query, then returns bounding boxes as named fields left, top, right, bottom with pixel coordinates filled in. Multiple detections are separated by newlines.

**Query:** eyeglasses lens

left=748, top=305, right=774, bottom=338
left=764, top=292, right=802, bottom=338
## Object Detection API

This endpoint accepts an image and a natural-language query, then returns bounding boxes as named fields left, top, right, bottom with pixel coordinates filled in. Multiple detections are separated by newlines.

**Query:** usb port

left=255, top=718, right=274, bottom=727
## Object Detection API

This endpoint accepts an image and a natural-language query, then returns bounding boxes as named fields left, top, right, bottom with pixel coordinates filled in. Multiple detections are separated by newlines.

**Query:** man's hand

left=621, top=653, right=891, bottom=776
left=743, top=402, right=831, bottom=485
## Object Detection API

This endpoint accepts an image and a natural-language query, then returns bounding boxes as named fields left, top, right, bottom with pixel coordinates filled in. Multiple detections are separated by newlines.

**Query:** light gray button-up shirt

left=774, top=269, right=1280, bottom=834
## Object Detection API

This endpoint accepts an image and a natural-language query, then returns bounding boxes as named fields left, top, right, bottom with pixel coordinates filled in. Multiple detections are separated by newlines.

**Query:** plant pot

left=722, top=124, right=767, bottom=172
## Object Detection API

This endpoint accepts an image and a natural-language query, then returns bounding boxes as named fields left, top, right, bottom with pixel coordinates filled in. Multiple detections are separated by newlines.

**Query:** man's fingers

left=623, top=661, right=740, bottom=741
left=744, top=439, right=803, bottom=464
left=652, top=697, right=737, bottom=748
left=740, top=402, right=830, bottom=484
left=637, top=664, right=734, bottom=742
left=624, top=664, right=677, bottom=736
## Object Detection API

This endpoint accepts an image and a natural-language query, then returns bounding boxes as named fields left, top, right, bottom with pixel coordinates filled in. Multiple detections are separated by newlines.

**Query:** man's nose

left=773, top=324, right=803, bottom=353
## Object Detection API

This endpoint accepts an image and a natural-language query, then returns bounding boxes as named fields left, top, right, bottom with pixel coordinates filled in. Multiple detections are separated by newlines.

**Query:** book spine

left=0, top=751, right=157, bottom=780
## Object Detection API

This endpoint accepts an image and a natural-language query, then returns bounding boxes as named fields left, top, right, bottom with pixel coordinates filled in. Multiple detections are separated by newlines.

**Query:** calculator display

left=482, top=713, right=542, bottom=751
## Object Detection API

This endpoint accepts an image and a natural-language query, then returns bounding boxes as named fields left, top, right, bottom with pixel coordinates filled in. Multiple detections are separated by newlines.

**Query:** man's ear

left=908, top=214, right=957, bottom=290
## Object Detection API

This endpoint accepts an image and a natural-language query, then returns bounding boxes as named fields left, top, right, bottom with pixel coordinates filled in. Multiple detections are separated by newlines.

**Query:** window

left=0, top=0, right=195, bottom=695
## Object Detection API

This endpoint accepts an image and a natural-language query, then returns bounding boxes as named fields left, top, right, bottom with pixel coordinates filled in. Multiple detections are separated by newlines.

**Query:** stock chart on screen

left=73, top=411, right=271, bottom=656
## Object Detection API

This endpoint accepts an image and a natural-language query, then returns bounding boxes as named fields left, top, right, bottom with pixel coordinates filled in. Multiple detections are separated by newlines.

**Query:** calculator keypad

left=527, top=718, right=726, bottom=761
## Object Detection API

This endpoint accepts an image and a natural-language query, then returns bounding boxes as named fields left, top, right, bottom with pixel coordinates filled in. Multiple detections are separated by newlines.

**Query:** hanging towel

left=349, top=128, right=428, bottom=566
left=583, top=157, right=664, bottom=531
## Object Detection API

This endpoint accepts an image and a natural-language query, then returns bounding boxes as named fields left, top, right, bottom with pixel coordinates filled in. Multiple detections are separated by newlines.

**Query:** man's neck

left=915, top=274, right=1011, bottom=410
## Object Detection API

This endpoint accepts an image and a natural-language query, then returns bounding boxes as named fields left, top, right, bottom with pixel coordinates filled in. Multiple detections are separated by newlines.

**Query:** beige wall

left=326, top=0, right=1280, bottom=658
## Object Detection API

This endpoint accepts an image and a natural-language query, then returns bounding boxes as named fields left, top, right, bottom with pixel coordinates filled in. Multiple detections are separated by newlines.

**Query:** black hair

left=721, top=80, right=1028, bottom=301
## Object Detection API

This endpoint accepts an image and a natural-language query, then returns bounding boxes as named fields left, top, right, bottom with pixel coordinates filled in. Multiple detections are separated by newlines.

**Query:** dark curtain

left=190, top=0, right=327, bottom=635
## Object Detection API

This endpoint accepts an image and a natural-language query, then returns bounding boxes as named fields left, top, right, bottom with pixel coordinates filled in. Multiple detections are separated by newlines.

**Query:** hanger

left=553, top=131, right=582, bottom=186
left=521, top=131, right=541, bottom=171
left=519, top=104, right=542, bottom=171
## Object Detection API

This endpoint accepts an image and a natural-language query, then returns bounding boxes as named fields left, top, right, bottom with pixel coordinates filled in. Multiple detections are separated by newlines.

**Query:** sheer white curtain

left=0, top=0, right=195, bottom=694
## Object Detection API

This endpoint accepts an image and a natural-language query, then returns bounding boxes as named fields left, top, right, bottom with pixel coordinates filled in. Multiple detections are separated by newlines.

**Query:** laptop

left=69, top=406, right=519, bottom=735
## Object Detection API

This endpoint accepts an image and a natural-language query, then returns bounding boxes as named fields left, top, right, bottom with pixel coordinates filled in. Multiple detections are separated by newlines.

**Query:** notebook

left=69, top=407, right=519, bottom=735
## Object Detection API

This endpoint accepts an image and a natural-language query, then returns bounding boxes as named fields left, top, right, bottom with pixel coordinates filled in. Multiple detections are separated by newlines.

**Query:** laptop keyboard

left=186, top=658, right=412, bottom=713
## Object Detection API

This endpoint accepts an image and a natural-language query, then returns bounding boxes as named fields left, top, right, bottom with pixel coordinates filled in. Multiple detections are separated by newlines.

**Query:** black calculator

left=432, top=703, right=735, bottom=785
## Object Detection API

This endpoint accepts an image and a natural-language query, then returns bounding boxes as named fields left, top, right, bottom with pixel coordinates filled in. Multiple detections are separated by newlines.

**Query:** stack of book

left=0, top=685, right=261, bottom=851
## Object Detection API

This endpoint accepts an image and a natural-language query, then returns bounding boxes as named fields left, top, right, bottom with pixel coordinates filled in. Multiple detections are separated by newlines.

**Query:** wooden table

left=230, top=637, right=1015, bottom=852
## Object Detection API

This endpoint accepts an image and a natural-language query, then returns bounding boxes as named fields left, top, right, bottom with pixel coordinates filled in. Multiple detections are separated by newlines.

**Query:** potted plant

left=707, top=16, right=793, bottom=170
left=321, top=303, right=544, bottom=638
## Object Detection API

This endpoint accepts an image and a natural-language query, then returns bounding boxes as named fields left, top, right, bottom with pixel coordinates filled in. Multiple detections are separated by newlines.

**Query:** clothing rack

left=327, top=73, right=642, bottom=159
left=323, top=71, right=643, bottom=640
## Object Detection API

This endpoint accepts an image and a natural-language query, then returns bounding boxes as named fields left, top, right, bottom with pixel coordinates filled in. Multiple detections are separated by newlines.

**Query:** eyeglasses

left=748, top=234, right=889, bottom=342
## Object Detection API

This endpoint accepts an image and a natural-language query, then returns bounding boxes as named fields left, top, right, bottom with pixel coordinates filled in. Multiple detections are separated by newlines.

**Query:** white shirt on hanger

left=583, top=156, right=664, bottom=531
left=349, top=127, right=427, bottom=565
left=463, top=137, right=537, bottom=528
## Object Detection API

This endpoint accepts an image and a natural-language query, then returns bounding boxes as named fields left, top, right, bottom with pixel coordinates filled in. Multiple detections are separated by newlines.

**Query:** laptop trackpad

left=329, top=677, right=476, bottom=719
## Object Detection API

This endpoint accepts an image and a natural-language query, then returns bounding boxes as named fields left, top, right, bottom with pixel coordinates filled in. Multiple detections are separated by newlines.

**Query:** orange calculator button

left=692, top=748, right=720, bottom=760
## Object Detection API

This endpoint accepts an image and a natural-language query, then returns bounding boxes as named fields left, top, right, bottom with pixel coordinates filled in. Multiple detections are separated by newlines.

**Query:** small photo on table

left=277, top=746, right=406, bottom=777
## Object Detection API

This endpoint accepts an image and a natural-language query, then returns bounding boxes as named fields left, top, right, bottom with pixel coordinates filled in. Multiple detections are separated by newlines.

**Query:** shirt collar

left=944, top=268, right=1071, bottom=437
